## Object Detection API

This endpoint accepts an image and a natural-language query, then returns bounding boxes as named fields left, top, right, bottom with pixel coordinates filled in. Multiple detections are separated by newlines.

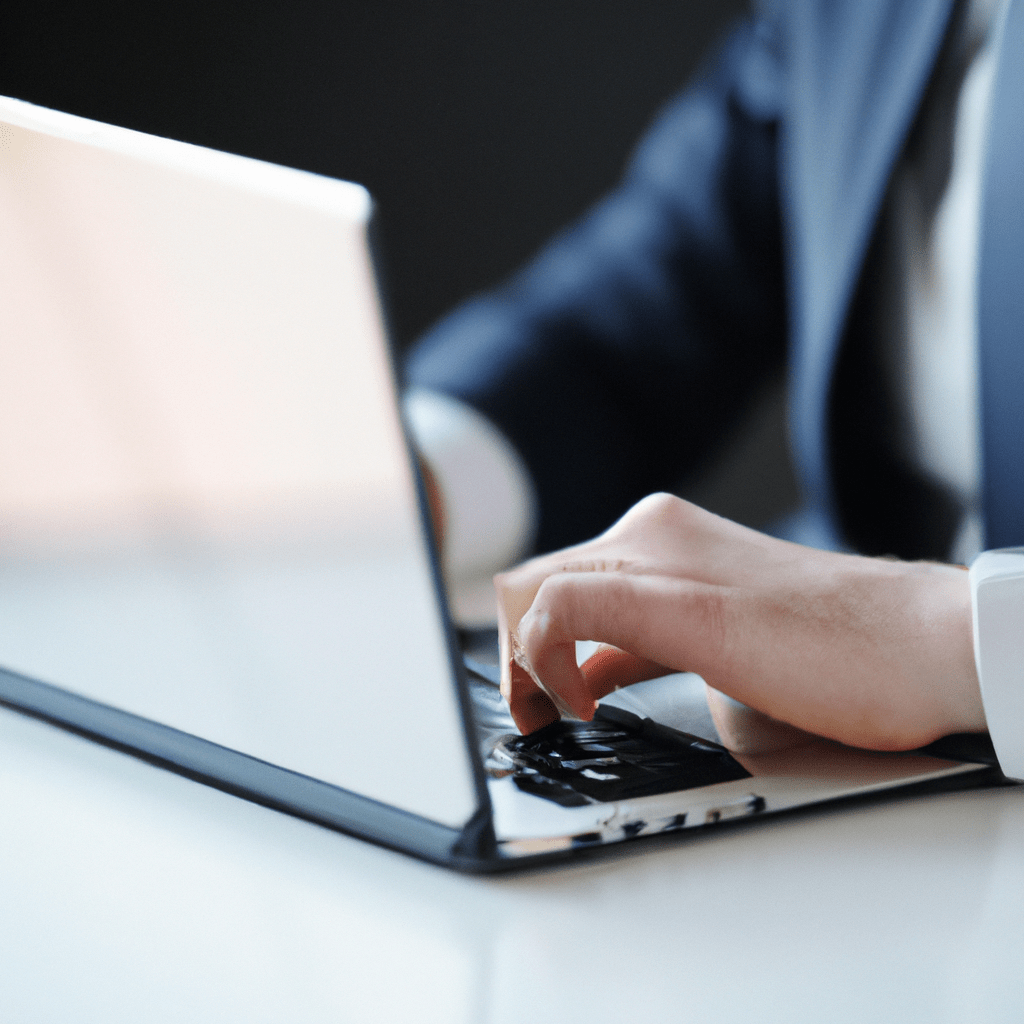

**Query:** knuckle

left=621, top=492, right=696, bottom=536
left=634, top=491, right=682, bottom=521
left=646, top=491, right=683, bottom=513
left=608, top=492, right=666, bottom=530
left=531, top=574, right=575, bottom=629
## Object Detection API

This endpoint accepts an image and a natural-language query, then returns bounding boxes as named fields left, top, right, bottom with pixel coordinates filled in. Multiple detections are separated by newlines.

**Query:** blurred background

left=1, top=0, right=798, bottom=529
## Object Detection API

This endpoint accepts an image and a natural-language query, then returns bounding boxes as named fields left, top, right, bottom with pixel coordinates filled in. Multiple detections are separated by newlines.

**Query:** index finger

left=494, top=557, right=563, bottom=733
left=493, top=542, right=633, bottom=732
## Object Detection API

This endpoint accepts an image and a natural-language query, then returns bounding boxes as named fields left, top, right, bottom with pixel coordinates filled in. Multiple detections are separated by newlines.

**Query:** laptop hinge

left=450, top=802, right=497, bottom=863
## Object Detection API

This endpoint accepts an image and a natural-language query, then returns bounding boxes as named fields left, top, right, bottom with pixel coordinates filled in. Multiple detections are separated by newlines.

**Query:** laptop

left=0, top=96, right=998, bottom=871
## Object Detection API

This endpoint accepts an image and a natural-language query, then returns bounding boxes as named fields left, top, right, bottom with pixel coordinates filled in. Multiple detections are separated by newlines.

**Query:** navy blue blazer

left=406, top=0, right=1021, bottom=558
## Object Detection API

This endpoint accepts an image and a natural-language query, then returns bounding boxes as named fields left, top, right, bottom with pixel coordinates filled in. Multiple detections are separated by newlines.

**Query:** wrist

left=828, top=555, right=983, bottom=750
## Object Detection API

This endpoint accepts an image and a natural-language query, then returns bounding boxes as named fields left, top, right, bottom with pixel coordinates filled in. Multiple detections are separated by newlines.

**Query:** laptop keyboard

left=464, top=654, right=750, bottom=808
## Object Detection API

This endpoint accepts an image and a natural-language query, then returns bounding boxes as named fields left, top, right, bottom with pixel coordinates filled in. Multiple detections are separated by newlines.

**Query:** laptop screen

left=0, top=98, right=479, bottom=829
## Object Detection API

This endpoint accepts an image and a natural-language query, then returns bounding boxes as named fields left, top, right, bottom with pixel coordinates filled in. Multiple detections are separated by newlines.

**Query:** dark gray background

left=1, top=0, right=797, bottom=528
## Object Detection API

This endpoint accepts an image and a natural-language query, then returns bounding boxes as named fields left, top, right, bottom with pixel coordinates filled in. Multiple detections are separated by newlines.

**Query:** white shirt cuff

left=969, top=547, right=1024, bottom=780
left=404, top=388, right=537, bottom=624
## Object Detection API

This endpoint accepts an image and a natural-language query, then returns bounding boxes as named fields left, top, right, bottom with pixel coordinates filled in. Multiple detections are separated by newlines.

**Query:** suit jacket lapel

left=979, top=0, right=1024, bottom=547
left=781, top=0, right=958, bottom=522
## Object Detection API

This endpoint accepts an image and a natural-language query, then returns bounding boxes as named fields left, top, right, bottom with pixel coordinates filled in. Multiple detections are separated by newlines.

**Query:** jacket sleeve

left=404, top=14, right=789, bottom=554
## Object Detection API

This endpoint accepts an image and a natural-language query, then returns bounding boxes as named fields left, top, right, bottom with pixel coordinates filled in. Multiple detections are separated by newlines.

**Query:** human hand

left=495, top=493, right=986, bottom=752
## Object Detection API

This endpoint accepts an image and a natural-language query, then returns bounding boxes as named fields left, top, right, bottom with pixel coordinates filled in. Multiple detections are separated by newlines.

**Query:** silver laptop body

left=0, top=97, right=994, bottom=870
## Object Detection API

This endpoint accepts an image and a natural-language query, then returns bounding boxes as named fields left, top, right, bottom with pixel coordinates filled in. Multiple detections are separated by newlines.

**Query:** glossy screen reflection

left=0, top=100, right=478, bottom=829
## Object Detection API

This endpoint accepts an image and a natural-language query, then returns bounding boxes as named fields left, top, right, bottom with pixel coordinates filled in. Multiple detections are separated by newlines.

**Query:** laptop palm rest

left=464, top=661, right=991, bottom=856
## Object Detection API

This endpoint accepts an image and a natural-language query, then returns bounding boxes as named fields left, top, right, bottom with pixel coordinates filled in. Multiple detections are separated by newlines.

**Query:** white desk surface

left=2, top=703, right=1022, bottom=1024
